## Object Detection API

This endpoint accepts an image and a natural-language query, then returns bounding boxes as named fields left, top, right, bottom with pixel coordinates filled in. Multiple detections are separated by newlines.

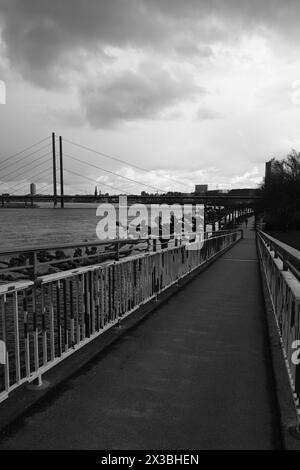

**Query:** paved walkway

left=0, top=218, right=281, bottom=449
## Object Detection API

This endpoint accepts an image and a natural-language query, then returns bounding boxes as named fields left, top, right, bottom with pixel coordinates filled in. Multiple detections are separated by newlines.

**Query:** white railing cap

left=258, top=230, right=300, bottom=261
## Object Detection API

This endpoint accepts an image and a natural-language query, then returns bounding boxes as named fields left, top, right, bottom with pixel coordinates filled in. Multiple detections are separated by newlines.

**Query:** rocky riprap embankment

left=0, top=242, right=147, bottom=283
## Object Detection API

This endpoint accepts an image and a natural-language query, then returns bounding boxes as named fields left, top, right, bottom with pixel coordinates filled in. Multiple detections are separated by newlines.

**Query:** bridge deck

left=0, top=219, right=281, bottom=450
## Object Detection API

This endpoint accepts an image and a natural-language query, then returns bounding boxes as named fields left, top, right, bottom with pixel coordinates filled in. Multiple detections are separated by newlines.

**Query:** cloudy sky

left=1, top=0, right=300, bottom=194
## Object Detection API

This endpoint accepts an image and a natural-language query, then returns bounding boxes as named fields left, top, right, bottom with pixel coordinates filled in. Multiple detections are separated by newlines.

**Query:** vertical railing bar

left=1, top=295, right=10, bottom=393
left=109, top=266, right=112, bottom=322
left=56, top=281, right=62, bottom=357
left=100, top=270, right=105, bottom=328
left=32, top=285, right=39, bottom=373
left=63, top=278, right=68, bottom=352
left=85, top=272, right=90, bottom=337
left=90, top=270, right=95, bottom=335
left=70, top=279, right=75, bottom=348
left=76, top=276, right=80, bottom=344
left=12, top=292, right=21, bottom=384
left=81, top=274, right=86, bottom=339
left=23, top=291, right=30, bottom=379
left=95, top=269, right=100, bottom=331
left=112, top=265, right=116, bottom=321
left=49, top=283, right=55, bottom=362
left=41, top=285, right=47, bottom=366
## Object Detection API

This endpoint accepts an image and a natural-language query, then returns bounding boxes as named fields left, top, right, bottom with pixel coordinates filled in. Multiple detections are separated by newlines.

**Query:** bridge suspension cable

left=64, top=168, right=132, bottom=195
left=0, top=151, right=52, bottom=182
left=63, top=138, right=192, bottom=191
left=0, top=144, right=52, bottom=178
left=64, top=152, right=165, bottom=193
left=5, top=168, right=52, bottom=195
left=7, top=167, right=53, bottom=195
left=0, top=137, right=51, bottom=170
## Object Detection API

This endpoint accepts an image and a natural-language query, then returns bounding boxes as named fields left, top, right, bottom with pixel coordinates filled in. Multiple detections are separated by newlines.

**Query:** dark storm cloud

left=80, top=65, right=203, bottom=128
left=146, top=0, right=300, bottom=30
left=2, top=0, right=300, bottom=88
left=0, top=0, right=166, bottom=87
left=1, top=0, right=300, bottom=127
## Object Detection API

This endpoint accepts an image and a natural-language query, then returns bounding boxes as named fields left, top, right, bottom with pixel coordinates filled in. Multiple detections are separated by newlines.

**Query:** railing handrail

left=257, top=229, right=300, bottom=281
left=0, top=237, right=148, bottom=257
left=0, top=229, right=239, bottom=257
left=0, top=229, right=243, bottom=292
left=257, top=230, right=300, bottom=424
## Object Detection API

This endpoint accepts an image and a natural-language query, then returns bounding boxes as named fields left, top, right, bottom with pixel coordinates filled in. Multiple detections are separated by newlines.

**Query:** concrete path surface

left=0, top=218, right=281, bottom=449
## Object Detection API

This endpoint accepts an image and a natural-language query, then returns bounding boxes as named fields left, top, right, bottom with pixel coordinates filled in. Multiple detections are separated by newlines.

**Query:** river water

left=0, top=206, right=100, bottom=249
left=0, top=204, right=209, bottom=250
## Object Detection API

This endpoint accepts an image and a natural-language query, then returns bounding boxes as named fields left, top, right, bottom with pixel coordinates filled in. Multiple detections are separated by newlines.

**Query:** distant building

left=265, top=160, right=274, bottom=189
left=30, top=183, right=36, bottom=196
left=195, top=184, right=208, bottom=194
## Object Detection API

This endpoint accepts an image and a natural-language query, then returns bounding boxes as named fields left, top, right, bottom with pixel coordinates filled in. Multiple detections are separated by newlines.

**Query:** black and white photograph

left=0, top=0, right=299, bottom=454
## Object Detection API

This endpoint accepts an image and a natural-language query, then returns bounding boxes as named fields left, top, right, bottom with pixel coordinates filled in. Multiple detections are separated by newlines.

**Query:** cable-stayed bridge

left=0, top=132, right=261, bottom=210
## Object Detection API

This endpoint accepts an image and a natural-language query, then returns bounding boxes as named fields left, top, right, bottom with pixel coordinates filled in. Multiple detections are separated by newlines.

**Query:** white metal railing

left=257, top=230, right=300, bottom=422
left=0, top=229, right=242, bottom=402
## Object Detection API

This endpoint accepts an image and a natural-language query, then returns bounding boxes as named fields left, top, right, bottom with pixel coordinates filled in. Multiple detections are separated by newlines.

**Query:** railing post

left=1, top=295, right=9, bottom=395
left=32, top=281, right=39, bottom=379
left=30, top=251, right=38, bottom=281
left=116, top=242, right=120, bottom=261
left=12, top=292, right=21, bottom=384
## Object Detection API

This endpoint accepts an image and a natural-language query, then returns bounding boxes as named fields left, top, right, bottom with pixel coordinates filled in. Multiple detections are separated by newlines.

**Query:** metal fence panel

left=0, top=230, right=241, bottom=402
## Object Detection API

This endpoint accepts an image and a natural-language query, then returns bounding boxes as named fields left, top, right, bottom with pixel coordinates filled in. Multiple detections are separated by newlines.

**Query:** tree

left=261, top=150, right=300, bottom=230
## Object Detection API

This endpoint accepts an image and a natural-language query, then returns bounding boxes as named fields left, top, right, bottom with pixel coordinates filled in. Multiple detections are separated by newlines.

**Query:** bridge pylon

left=52, top=132, right=58, bottom=208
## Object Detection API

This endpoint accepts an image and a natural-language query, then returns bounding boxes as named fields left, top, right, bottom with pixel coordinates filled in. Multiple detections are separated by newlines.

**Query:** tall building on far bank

left=195, top=184, right=208, bottom=194
left=94, top=186, right=101, bottom=196
left=265, top=160, right=273, bottom=189
left=30, top=183, right=36, bottom=196
left=265, top=159, right=281, bottom=189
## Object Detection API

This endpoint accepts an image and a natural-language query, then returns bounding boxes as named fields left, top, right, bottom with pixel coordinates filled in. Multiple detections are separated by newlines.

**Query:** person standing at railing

left=245, top=218, right=248, bottom=228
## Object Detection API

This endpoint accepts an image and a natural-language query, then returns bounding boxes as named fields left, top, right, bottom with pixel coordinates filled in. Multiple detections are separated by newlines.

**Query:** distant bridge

left=0, top=193, right=262, bottom=208
left=0, top=132, right=262, bottom=210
